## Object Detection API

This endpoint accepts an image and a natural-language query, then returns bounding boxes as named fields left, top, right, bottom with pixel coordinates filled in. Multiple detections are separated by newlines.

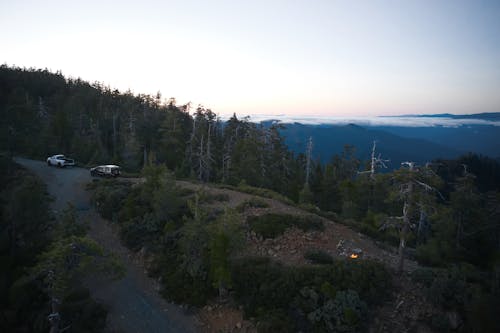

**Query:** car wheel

left=58, top=163, right=63, bottom=168
left=47, top=160, right=51, bottom=166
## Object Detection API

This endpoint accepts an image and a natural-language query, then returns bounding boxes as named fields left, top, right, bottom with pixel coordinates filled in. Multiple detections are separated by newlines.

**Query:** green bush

left=60, top=286, right=107, bottom=332
left=90, top=180, right=131, bottom=220
left=415, top=239, right=455, bottom=267
left=465, top=293, right=500, bottom=333
left=217, top=183, right=295, bottom=206
left=199, top=192, right=230, bottom=203
left=427, top=270, right=468, bottom=310
left=157, top=238, right=214, bottom=306
left=176, top=187, right=195, bottom=196
left=119, top=213, right=168, bottom=251
left=231, top=256, right=390, bottom=331
left=304, top=249, right=334, bottom=264
left=248, top=213, right=324, bottom=239
left=411, top=267, right=436, bottom=287
left=236, top=197, right=269, bottom=212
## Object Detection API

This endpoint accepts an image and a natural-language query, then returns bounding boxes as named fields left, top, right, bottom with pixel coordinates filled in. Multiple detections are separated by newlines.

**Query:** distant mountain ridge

left=256, top=112, right=500, bottom=167
left=394, top=112, right=500, bottom=120
left=277, top=123, right=465, bottom=167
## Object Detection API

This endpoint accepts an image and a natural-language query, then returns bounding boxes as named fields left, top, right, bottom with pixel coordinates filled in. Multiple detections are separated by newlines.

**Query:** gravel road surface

left=15, top=157, right=198, bottom=333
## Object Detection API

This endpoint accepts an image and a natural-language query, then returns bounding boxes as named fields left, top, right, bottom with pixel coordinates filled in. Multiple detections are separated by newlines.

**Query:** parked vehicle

left=47, top=154, right=75, bottom=167
left=90, top=165, right=121, bottom=177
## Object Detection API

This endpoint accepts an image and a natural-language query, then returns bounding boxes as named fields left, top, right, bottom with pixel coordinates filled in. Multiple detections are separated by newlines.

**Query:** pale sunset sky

left=1, top=0, right=500, bottom=117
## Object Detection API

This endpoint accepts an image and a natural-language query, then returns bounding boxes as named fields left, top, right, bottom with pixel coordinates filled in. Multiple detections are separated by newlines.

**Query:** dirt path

left=15, top=158, right=198, bottom=333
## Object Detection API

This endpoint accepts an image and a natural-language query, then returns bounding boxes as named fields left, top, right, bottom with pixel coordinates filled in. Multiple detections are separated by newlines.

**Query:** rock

left=352, top=248, right=363, bottom=254
left=447, top=311, right=462, bottom=330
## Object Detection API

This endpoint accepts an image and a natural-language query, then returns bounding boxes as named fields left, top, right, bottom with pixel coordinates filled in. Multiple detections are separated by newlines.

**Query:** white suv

left=47, top=155, right=75, bottom=167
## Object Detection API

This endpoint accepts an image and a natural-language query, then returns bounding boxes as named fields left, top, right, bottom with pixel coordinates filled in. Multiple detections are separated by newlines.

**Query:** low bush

left=415, top=239, right=454, bottom=267
left=60, top=286, right=107, bottom=332
left=157, top=237, right=214, bottom=306
left=411, top=264, right=500, bottom=332
left=176, top=187, right=195, bottom=197
left=304, top=249, right=334, bottom=264
left=231, top=257, right=390, bottom=331
left=410, top=267, right=436, bottom=287
left=217, top=183, right=295, bottom=206
left=199, top=192, right=230, bottom=203
left=247, top=213, right=324, bottom=239
left=236, top=197, right=269, bottom=212
left=89, top=180, right=131, bottom=220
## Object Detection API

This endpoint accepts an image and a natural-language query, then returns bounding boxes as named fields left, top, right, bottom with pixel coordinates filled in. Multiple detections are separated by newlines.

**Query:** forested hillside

left=2, top=66, right=500, bottom=332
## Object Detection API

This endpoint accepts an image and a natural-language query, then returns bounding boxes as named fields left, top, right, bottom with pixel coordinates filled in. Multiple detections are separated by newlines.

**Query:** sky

left=1, top=0, right=500, bottom=117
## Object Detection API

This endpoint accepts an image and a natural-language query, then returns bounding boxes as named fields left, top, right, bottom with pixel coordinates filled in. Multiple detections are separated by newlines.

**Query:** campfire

left=350, top=254, right=358, bottom=259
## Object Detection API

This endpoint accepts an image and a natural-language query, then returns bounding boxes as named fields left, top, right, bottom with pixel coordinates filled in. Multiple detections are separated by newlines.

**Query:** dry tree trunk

left=398, top=202, right=410, bottom=274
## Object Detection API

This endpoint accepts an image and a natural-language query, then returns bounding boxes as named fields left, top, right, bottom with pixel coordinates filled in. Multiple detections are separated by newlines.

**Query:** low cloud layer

left=223, top=114, right=500, bottom=127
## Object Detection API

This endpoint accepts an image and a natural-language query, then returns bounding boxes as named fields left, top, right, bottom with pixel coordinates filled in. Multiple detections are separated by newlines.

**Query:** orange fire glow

left=350, top=254, right=358, bottom=259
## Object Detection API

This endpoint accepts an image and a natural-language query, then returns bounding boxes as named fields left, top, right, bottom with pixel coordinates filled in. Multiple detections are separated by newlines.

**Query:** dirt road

left=15, top=157, right=198, bottom=333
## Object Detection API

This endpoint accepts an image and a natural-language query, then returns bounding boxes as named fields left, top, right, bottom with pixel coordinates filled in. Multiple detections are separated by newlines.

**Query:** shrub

left=299, top=184, right=314, bottom=204
left=411, top=267, right=436, bottom=287
left=202, top=192, right=230, bottom=203
left=236, top=197, right=269, bottom=212
left=231, top=256, right=390, bottom=331
left=177, top=187, right=195, bottom=196
left=247, top=213, right=324, bottom=239
left=426, top=269, right=468, bottom=310
left=216, top=183, right=295, bottom=206
left=157, top=238, right=214, bottom=306
left=120, top=214, right=163, bottom=251
left=90, top=180, right=131, bottom=220
left=60, top=286, right=107, bottom=332
left=304, top=249, right=334, bottom=264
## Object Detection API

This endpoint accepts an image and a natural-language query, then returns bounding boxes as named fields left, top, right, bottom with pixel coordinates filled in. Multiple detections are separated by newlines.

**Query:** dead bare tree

left=198, top=134, right=204, bottom=181
left=358, top=140, right=389, bottom=180
left=204, top=122, right=215, bottom=181
left=305, top=136, right=313, bottom=185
